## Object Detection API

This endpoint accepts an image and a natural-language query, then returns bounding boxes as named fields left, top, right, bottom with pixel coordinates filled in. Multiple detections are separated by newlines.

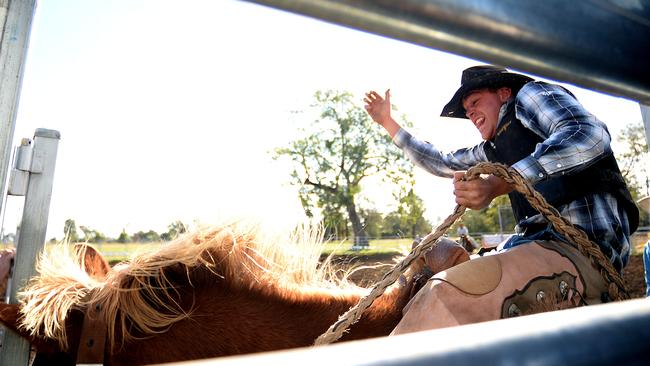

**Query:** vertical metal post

left=497, top=205, right=504, bottom=234
left=641, top=104, right=650, bottom=153
left=0, top=128, right=60, bottom=366
left=642, top=104, right=650, bottom=197
left=0, top=0, right=37, bottom=222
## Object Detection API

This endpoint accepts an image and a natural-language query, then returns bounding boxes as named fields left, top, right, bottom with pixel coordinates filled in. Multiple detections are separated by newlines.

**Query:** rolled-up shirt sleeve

left=393, top=128, right=487, bottom=178
left=511, top=82, right=612, bottom=184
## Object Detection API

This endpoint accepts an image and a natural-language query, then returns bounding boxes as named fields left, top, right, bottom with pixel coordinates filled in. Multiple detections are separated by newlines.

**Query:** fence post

left=0, top=0, right=37, bottom=228
left=0, top=128, right=60, bottom=366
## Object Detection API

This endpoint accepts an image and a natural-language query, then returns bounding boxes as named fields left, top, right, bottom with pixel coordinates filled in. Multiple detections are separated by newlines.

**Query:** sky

left=2, top=0, right=644, bottom=240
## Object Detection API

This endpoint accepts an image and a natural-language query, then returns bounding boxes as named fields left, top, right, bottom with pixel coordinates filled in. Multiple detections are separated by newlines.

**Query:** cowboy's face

left=462, top=87, right=511, bottom=140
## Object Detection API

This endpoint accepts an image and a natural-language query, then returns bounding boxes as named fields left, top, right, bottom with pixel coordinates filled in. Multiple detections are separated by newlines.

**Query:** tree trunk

left=345, top=198, right=368, bottom=248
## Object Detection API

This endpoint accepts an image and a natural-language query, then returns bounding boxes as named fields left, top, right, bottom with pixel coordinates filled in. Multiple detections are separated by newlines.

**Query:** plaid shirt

left=394, top=81, right=632, bottom=271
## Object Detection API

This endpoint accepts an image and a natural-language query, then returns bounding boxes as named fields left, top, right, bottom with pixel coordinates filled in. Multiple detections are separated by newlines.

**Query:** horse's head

left=0, top=244, right=112, bottom=365
left=0, top=302, right=87, bottom=365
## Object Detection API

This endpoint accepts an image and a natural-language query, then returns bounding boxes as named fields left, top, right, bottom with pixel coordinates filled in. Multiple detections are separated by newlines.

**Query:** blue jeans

left=500, top=224, right=569, bottom=251
left=644, top=241, right=650, bottom=297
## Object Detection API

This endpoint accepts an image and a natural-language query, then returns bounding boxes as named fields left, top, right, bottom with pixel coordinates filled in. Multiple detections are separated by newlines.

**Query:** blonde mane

left=18, top=220, right=353, bottom=350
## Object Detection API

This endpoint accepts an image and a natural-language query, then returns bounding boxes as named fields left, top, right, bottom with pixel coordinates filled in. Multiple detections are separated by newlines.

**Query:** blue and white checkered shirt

left=394, top=81, right=632, bottom=271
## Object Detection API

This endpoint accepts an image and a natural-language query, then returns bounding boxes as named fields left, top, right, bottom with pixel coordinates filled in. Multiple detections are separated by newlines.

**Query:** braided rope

left=314, top=162, right=627, bottom=346
left=468, top=162, right=628, bottom=301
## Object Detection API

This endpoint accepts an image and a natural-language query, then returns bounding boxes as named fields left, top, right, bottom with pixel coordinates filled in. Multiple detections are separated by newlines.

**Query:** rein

left=314, top=162, right=628, bottom=345
left=75, top=296, right=107, bottom=365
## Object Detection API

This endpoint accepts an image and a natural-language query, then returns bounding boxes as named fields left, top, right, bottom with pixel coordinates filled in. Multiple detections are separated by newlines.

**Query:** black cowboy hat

left=441, top=65, right=534, bottom=119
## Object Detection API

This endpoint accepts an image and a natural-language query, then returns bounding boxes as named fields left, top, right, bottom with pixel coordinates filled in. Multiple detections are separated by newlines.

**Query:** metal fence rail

left=247, top=0, right=650, bottom=104
left=164, top=299, right=650, bottom=365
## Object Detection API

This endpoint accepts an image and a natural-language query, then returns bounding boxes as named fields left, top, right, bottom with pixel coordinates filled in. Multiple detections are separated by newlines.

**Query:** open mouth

left=473, top=116, right=485, bottom=129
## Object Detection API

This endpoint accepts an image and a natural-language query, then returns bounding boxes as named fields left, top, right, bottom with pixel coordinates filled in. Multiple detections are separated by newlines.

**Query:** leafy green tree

left=116, top=229, right=131, bottom=243
left=396, top=188, right=432, bottom=238
left=381, top=211, right=406, bottom=238
left=457, top=195, right=515, bottom=234
left=275, top=90, right=413, bottom=246
left=132, top=230, right=161, bottom=243
left=379, top=190, right=432, bottom=238
left=92, top=231, right=106, bottom=243
left=615, top=121, right=649, bottom=225
left=63, top=219, right=79, bottom=242
left=161, top=220, right=188, bottom=241
left=79, top=225, right=107, bottom=243
left=321, top=204, right=348, bottom=240
left=360, top=208, right=383, bottom=239
left=79, top=225, right=93, bottom=242
left=616, top=122, right=649, bottom=199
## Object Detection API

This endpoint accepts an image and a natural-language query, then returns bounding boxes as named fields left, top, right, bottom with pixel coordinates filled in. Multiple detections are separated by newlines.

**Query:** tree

left=275, top=90, right=413, bottom=247
left=615, top=121, right=649, bottom=225
left=161, top=221, right=188, bottom=241
left=396, top=188, right=432, bottom=238
left=321, top=204, right=348, bottom=240
left=382, top=211, right=405, bottom=238
left=379, top=190, right=432, bottom=239
left=79, top=225, right=93, bottom=242
left=457, top=195, right=515, bottom=234
left=132, top=230, right=160, bottom=243
left=63, top=219, right=79, bottom=242
left=360, top=208, right=383, bottom=239
left=79, top=225, right=106, bottom=243
left=117, top=229, right=131, bottom=243
left=616, top=121, right=649, bottom=200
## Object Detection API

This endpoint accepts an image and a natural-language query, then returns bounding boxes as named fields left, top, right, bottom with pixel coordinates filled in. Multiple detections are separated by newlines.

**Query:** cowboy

left=455, top=222, right=477, bottom=253
left=364, top=65, right=639, bottom=332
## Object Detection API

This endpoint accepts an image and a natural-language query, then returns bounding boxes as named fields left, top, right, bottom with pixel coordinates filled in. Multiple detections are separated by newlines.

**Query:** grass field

left=91, top=238, right=416, bottom=262
left=1, top=238, right=414, bottom=263
left=51, top=238, right=416, bottom=263
left=4, top=231, right=646, bottom=263
left=321, top=238, right=414, bottom=256
left=95, top=231, right=648, bottom=261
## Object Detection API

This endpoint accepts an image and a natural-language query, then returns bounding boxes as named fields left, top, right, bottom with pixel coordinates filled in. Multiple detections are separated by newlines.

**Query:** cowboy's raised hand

left=364, top=89, right=391, bottom=126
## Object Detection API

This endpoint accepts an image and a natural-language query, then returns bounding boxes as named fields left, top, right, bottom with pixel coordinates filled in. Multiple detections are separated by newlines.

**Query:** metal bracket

left=7, top=138, right=32, bottom=196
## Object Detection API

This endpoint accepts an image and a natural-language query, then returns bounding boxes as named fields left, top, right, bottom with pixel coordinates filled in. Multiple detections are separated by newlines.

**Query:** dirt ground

left=332, top=252, right=647, bottom=299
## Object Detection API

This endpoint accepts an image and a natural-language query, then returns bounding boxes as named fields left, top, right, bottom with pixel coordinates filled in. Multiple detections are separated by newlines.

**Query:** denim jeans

left=500, top=223, right=569, bottom=252
left=644, top=241, right=650, bottom=297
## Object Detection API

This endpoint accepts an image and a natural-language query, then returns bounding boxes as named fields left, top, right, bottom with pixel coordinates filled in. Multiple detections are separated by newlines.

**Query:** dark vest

left=483, top=102, right=639, bottom=233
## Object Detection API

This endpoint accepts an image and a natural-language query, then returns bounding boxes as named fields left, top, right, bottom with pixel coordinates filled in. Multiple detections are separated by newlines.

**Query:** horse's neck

left=341, top=283, right=412, bottom=341
left=216, top=284, right=407, bottom=346
left=110, top=281, right=411, bottom=364
left=281, top=285, right=406, bottom=343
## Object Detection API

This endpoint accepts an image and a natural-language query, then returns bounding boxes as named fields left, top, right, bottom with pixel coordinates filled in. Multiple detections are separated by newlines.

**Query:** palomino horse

left=0, top=222, right=468, bottom=365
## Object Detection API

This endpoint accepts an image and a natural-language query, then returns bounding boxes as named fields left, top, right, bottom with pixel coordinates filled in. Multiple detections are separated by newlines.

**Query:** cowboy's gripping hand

left=453, top=171, right=512, bottom=210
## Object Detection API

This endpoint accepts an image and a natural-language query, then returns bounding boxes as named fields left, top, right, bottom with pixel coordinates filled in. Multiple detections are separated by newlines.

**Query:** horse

left=0, top=221, right=468, bottom=365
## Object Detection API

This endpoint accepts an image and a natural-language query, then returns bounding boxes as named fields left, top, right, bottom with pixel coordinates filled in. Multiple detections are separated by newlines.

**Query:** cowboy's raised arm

left=364, top=89, right=400, bottom=138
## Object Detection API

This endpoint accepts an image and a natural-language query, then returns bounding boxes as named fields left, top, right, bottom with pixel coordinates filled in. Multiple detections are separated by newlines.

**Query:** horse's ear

left=73, top=243, right=111, bottom=279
